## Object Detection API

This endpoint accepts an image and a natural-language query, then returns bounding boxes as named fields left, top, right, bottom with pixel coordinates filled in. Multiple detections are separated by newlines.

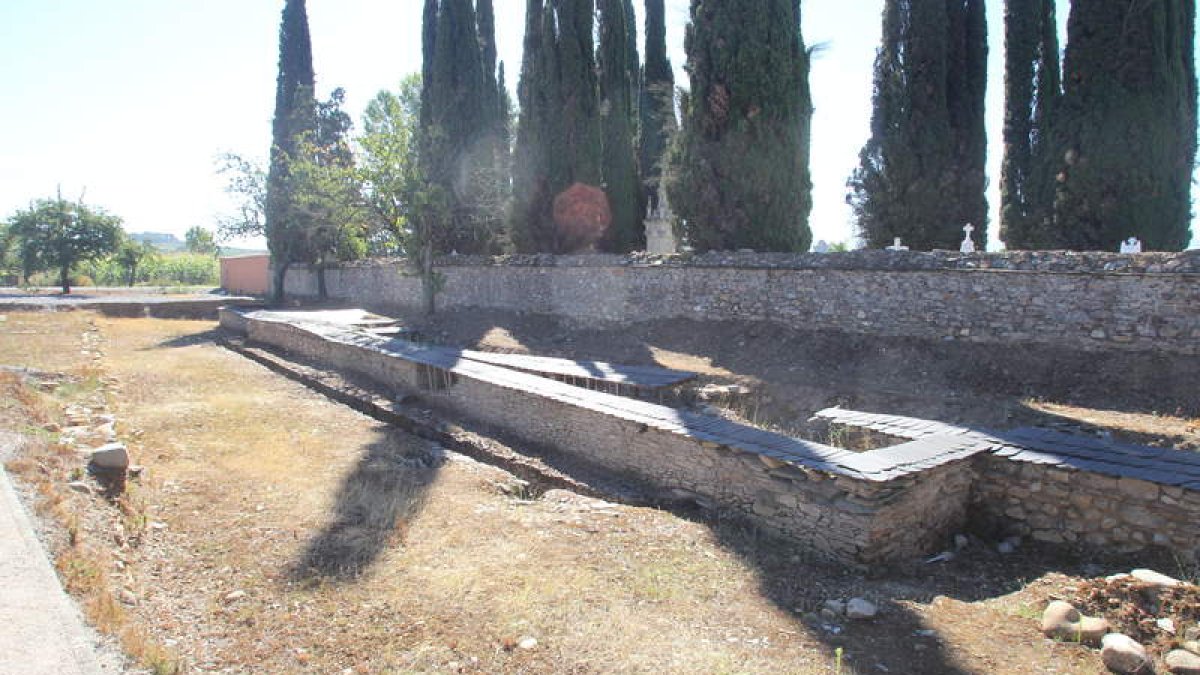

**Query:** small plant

left=834, top=646, right=844, bottom=674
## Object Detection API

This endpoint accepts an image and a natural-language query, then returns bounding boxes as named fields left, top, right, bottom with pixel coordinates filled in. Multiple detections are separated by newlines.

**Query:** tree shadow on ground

left=151, top=328, right=224, bottom=350
left=289, top=429, right=440, bottom=582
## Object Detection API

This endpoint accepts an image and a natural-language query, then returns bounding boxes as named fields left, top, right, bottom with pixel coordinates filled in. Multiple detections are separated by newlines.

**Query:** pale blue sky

left=1, top=1, right=1196, bottom=251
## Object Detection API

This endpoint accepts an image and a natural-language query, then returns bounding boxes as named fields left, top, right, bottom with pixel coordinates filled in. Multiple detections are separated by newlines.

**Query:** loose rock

left=1100, top=633, right=1151, bottom=674
left=517, top=637, right=538, bottom=650
left=1184, top=641, right=1200, bottom=657
left=1166, top=649, right=1200, bottom=675
left=1040, top=600, right=1108, bottom=644
left=66, top=481, right=93, bottom=495
left=223, top=590, right=247, bottom=604
left=823, top=599, right=847, bottom=617
left=88, top=443, right=130, bottom=471
left=1130, top=568, right=1181, bottom=588
left=846, top=598, right=878, bottom=620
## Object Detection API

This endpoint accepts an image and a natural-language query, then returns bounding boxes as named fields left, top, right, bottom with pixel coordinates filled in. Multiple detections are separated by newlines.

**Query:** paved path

left=0, top=433, right=111, bottom=674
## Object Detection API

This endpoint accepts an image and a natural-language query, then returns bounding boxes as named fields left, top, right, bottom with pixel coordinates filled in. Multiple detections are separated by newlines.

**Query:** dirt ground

left=1, top=309, right=1197, bottom=674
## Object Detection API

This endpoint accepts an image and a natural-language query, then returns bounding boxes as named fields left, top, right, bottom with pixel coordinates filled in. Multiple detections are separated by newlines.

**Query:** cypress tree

left=555, top=0, right=604, bottom=187
left=623, top=0, right=640, bottom=119
left=847, top=0, right=988, bottom=251
left=421, top=0, right=437, bottom=128
left=598, top=0, right=643, bottom=252
left=666, top=0, right=812, bottom=252
left=265, top=0, right=316, bottom=303
left=638, top=0, right=675, bottom=212
left=1051, top=0, right=1196, bottom=251
left=477, top=0, right=500, bottom=133
left=422, top=0, right=502, bottom=253
left=510, top=0, right=556, bottom=252
left=1000, top=0, right=1062, bottom=249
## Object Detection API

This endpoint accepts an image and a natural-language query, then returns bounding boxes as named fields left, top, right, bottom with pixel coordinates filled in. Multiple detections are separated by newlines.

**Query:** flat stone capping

left=0, top=294, right=260, bottom=319
left=226, top=309, right=998, bottom=482
left=815, top=407, right=1200, bottom=488
left=334, top=249, right=1200, bottom=275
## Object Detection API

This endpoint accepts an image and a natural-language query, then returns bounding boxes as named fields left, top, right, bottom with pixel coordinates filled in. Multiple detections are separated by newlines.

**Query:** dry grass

left=3, top=312, right=1123, bottom=674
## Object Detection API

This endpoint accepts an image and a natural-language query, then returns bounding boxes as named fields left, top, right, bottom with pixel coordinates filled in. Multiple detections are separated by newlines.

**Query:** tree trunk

left=60, top=263, right=71, bottom=294
left=420, top=241, right=436, bottom=315
left=127, top=264, right=137, bottom=287
left=316, top=259, right=328, bottom=301
left=271, top=261, right=290, bottom=306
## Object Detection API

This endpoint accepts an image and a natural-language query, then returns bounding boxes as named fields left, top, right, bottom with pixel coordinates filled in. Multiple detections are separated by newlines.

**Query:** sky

left=1, top=1, right=1196, bottom=252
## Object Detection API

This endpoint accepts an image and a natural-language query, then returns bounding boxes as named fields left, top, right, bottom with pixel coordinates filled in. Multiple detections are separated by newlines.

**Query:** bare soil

left=1, top=309, right=1197, bottom=674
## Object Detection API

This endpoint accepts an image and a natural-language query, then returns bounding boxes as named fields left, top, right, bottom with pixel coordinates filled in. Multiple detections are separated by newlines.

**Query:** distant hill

left=129, top=232, right=183, bottom=251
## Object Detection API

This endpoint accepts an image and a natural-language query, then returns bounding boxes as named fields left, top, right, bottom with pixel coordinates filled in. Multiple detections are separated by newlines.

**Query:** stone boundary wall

left=224, top=310, right=977, bottom=565
left=971, top=456, right=1200, bottom=554
left=281, top=250, right=1200, bottom=355
left=814, top=408, right=1200, bottom=561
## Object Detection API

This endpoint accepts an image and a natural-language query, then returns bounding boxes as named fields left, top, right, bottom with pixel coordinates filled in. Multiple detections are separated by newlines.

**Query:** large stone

left=1131, top=568, right=1181, bottom=588
left=1040, top=601, right=1109, bottom=644
left=846, top=598, right=878, bottom=620
left=1100, top=633, right=1151, bottom=674
left=1166, top=649, right=1200, bottom=675
left=88, top=443, right=129, bottom=471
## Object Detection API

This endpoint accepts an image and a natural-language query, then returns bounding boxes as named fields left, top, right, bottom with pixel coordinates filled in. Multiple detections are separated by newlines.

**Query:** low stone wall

left=971, top=455, right=1200, bottom=555
left=226, top=310, right=1200, bottom=564
left=224, top=310, right=979, bottom=565
left=281, top=250, right=1200, bottom=355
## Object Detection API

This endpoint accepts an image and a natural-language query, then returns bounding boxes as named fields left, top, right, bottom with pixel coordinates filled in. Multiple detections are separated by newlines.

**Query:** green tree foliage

left=5, top=193, right=122, bottom=293
left=184, top=225, right=218, bottom=255
left=666, top=0, right=813, bottom=252
left=510, top=0, right=559, bottom=252
left=420, top=0, right=506, bottom=255
left=638, top=0, right=675, bottom=213
left=598, top=0, right=643, bottom=252
left=555, top=0, right=604, bottom=190
left=115, top=238, right=160, bottom=286
left=287, top=88, right=369, bottom=300
left=216, top=153, right=267, bottom=242
left=848, top=0, right=988, bottom=251
left=265, top=0, right=317, bottom=303
left=357, top=75, right=450, bottom=314
left=1000, top=0, right=1061, bottom=249
left=1049, top=0, right=1196, bottom=251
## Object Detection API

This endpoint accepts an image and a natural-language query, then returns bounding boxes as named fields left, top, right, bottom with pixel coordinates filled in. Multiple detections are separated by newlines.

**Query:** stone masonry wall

left=281, top=251, right=1200, bottom=354
left=971, top=455, right=1200, bottom=559
left=228, top=311, right=975, bottom=565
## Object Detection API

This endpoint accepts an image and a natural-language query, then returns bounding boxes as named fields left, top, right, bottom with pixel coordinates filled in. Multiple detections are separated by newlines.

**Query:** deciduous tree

left=6, top=193, right=122, bottom=294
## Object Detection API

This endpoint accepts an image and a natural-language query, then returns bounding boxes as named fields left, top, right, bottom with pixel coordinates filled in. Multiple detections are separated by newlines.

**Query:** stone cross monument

left=644, top=184, right=677, bottom=255
left=960, top=223, right=976, bottom=253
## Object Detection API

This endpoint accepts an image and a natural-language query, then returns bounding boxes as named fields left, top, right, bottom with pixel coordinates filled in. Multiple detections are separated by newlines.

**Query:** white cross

left=960, top=223, right=976, bottom=253
left=886, top=237, right=909, bottom=251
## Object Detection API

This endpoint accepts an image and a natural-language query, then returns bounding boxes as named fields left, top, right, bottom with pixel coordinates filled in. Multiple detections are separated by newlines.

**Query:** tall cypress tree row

left=638, top=0, right=675, bottom=212
left=477, top=0, right=500, bottom=133
left=622, top=0, right=640, bottom=120
left=848, top=0, right=988, bottom=251
left=555, top=0, right=603, bottom=187
left=421, top=0, right=437, bottom=128
left=265, top=0, right=316, bottom=303
left=1000, top=0, right=1062, bottom=249
left=421, top=0, right=504, bottom=254
left=598, top=0, right=643, bottom=251
left=510, top=0, right=556, bottom=251
left=1051, top=0, right=1196, bottom=251
left=666, top=0, right=812, bottom=252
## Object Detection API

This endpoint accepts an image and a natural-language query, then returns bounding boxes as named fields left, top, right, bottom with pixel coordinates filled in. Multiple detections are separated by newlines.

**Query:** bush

left=76, top=252, right=219, bottom=287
